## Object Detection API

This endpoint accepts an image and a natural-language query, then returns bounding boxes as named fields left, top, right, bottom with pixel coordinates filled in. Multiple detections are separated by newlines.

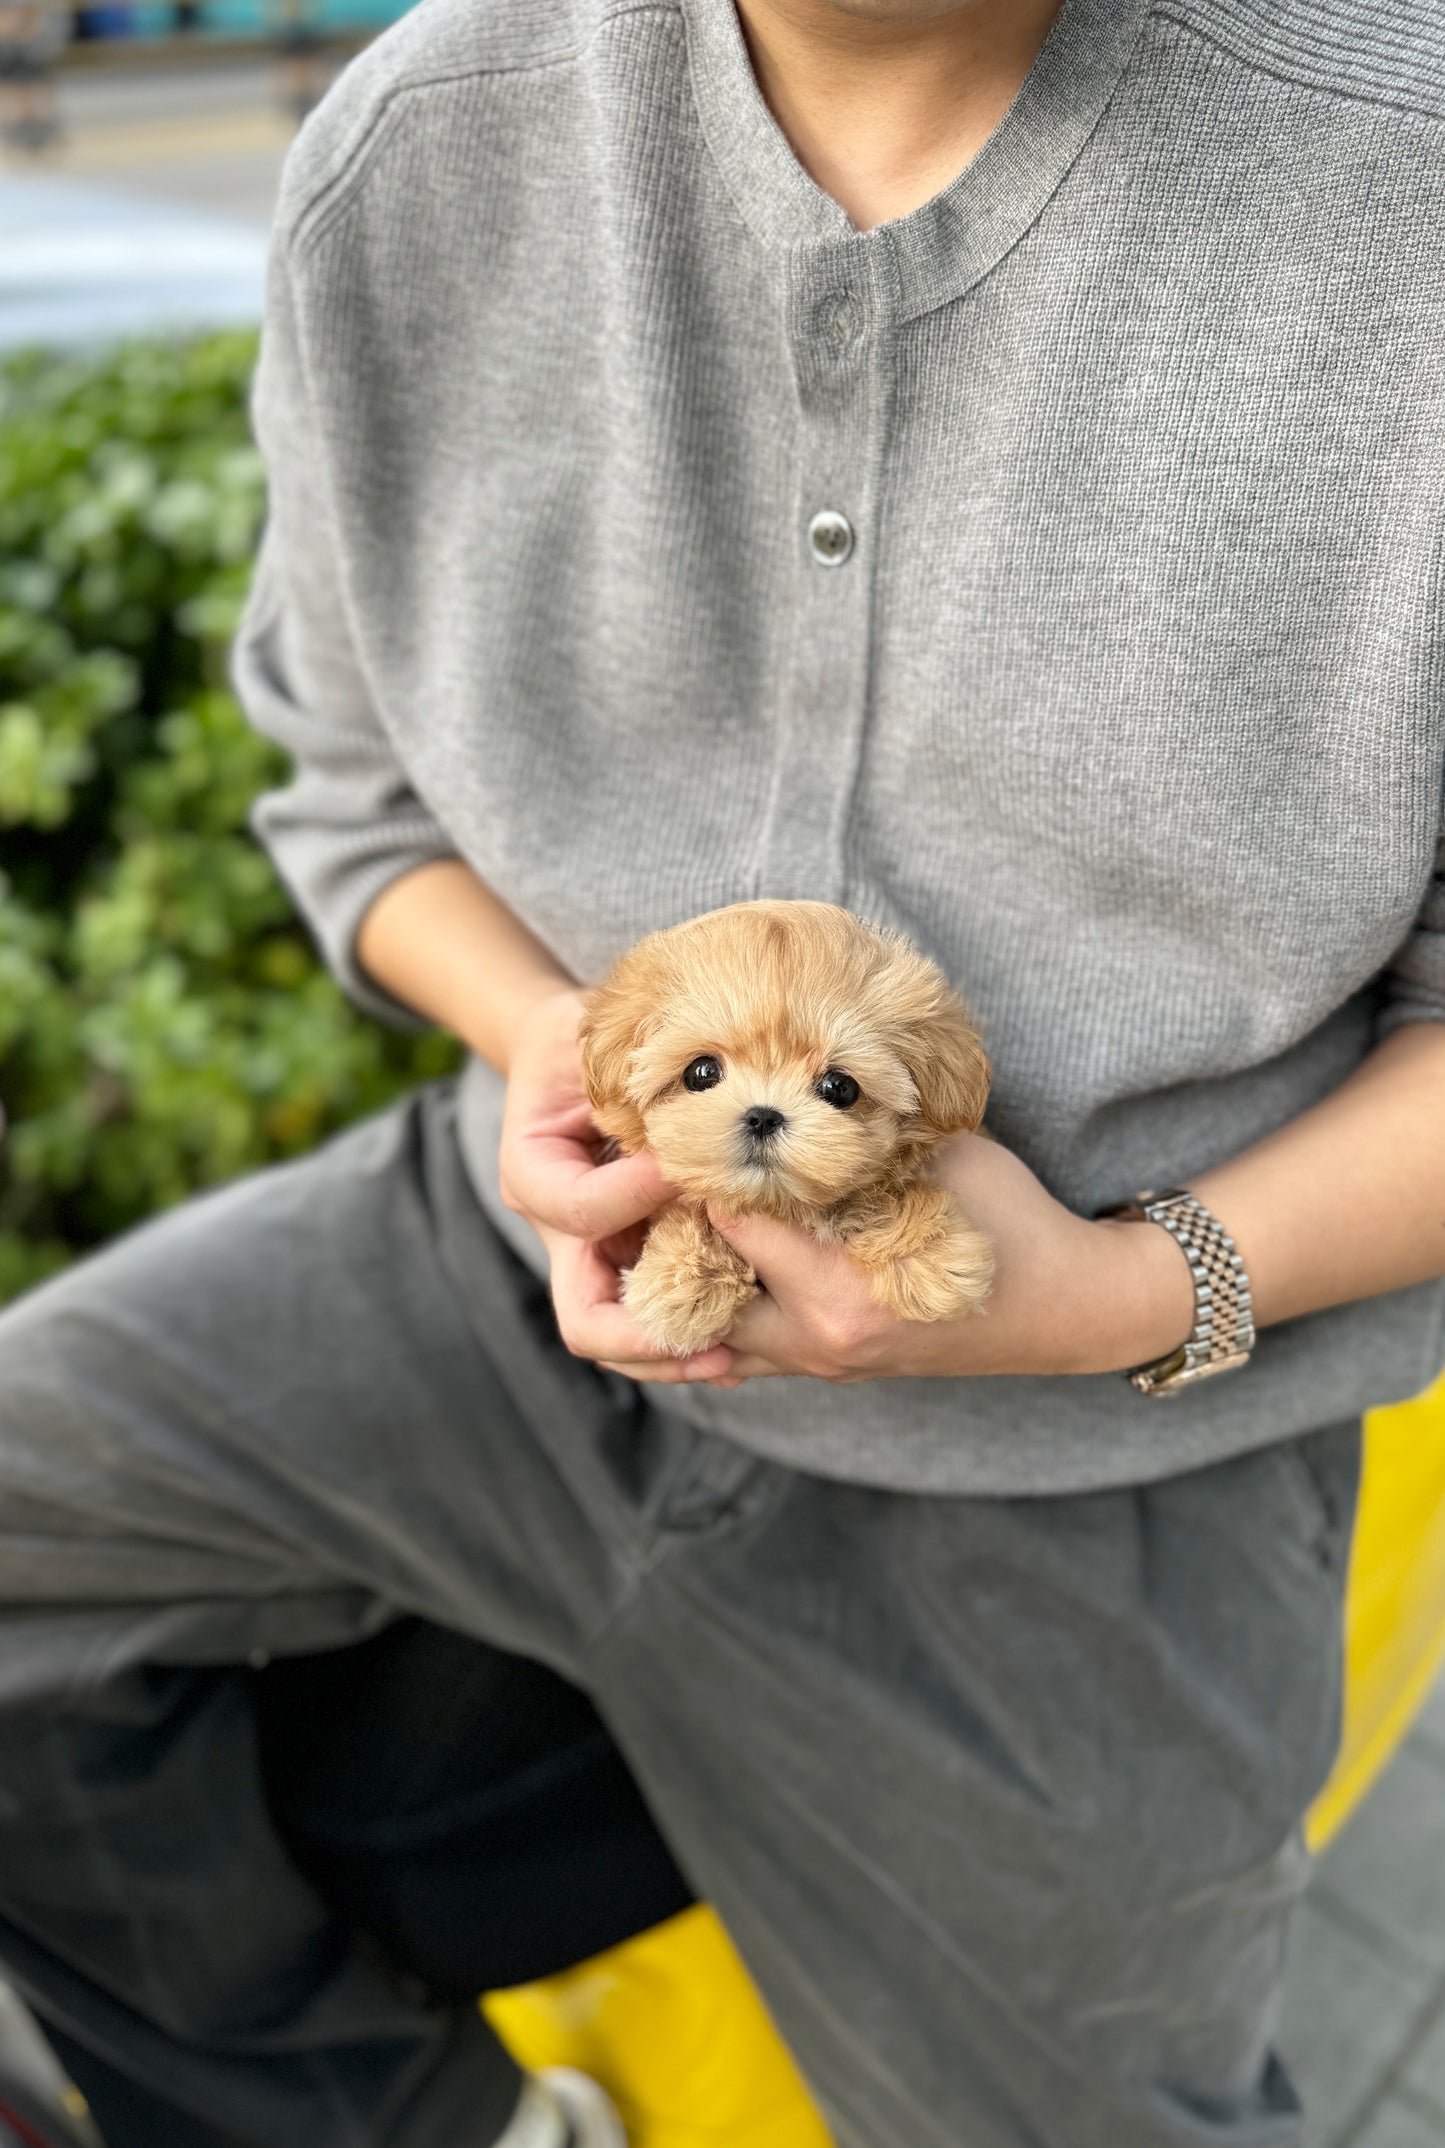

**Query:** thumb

left=706, top=1206, right=836, bottom=1303
left=557, top=1146, right=675, bottom=1239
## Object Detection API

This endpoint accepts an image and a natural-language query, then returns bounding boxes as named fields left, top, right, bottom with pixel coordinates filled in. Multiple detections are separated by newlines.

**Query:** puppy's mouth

left=735, top=1106, right=786, bottom=1167
left=731, top=1111, right=822, bottom=1202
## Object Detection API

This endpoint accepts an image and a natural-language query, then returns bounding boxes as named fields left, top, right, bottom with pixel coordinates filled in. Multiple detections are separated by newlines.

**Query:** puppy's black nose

left=743, top=1105, right=786, bottom=1141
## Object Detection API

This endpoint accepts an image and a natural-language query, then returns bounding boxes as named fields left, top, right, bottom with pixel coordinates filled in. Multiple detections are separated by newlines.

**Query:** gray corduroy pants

left=0, top=1084, right=1360, bottom=2148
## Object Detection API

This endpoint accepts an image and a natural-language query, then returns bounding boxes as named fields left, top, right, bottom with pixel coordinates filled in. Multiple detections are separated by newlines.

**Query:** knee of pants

left=0, top=1672, right=353, bottom=2049
left=0, top=1268, right=164, bottom=1576
left=0, top=1254, right=113, bottom=1429
left=0, top=1270, right=116, bottom=1541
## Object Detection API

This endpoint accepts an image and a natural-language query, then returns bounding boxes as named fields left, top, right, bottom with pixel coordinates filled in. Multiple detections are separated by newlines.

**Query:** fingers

left=706, top=1210, right=883, bottom=1382
left=546, top=1233, right=730, bottom=1381
left=711, top=1284, right=793, bottom=1360
left=598, top=1355, right=734, bottom=1385
left=518, top=1140, right=676, bottom=1240
left=564, top=1148, right=676, bottom=1238
left=703, top=1353, right=777, bottom=1388
left=706, top=1205, right=848, bottom=1303
left=600, top=1344, right=776, bottom=1387
left=500, top=996, right=675, bottom=1242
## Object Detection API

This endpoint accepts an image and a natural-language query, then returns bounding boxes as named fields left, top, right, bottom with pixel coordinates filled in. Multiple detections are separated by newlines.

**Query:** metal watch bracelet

left=1104, top=1189, right=1257, bottom=1397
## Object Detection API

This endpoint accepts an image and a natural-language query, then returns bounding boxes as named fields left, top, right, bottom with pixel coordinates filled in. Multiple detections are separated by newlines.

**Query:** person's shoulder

left=1154, top=0, right=1445, bottom=126
left=273, top=0, right=635, bottom=248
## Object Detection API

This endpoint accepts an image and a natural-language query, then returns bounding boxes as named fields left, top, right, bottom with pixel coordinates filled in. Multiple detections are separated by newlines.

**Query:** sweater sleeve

left=232, top=231, right=458, bottom=1029
left=1378, top=830, right=1445, bottom=1035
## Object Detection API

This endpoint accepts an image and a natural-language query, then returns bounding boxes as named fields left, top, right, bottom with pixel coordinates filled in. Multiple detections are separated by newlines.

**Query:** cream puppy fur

left=581, top=900, right=994, bottom=1357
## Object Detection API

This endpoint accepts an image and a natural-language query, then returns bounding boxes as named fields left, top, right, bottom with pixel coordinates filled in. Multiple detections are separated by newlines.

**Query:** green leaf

left=0, top=332, right=462, bottom=1307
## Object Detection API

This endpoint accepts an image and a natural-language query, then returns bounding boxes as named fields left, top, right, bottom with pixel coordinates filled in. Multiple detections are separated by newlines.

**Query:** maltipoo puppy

left=581, top=900, right=994, bottom=1357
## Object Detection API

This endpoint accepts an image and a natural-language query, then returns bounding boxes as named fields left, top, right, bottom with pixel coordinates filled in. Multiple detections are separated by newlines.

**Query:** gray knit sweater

left=235, top=0, right=1445, bottom=1495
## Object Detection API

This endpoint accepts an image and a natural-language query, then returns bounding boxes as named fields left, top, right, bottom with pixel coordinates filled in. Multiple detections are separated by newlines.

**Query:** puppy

left=581, top=900, right=994, bottom=1357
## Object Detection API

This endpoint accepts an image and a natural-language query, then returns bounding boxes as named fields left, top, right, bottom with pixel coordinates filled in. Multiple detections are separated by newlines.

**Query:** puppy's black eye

left=683, top=1056, right=724, bottom=1092
left=817, top=1069, right=860, bottom=1110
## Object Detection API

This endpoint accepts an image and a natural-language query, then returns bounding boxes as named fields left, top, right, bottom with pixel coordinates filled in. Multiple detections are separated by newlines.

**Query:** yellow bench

left=486, top=1376, right=1445, bottom=2147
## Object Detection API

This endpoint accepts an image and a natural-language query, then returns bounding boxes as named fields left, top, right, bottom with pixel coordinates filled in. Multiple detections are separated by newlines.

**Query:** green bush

left=0, top=333, right=460, bottom=1306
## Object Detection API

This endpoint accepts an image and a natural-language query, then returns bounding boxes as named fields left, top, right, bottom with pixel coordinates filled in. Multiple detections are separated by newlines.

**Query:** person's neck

left=732, top=0, right=1066, bottom=230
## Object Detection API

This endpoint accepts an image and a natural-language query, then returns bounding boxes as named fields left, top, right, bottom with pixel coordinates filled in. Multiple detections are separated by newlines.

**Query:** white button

left=808, top=509, right=854, bottom=566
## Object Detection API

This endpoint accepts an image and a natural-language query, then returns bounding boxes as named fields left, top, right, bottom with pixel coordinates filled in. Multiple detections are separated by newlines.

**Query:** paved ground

left=1280, top=1679, right=1445, bottom=2146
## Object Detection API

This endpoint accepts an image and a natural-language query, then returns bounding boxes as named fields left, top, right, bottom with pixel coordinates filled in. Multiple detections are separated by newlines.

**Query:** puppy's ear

left=868, top=941, right=991, bottom=1145
left=904, top=999, right=991, bottom=1141
left=580, top=965, right=652, bottom=1153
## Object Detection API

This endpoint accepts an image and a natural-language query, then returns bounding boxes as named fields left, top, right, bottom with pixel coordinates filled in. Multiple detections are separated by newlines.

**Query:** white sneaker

left=540, top=2066, right=628, bottom=2148
left=496, top=2068, right=628, bottom=2148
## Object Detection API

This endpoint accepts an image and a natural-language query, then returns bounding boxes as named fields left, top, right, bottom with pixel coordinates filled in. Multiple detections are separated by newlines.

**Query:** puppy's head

left=581, top=902, right=989, bottom=1214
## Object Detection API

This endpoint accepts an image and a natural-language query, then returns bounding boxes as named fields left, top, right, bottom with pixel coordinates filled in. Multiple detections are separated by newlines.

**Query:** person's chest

left=305, top=9, right=1445, bottom=1074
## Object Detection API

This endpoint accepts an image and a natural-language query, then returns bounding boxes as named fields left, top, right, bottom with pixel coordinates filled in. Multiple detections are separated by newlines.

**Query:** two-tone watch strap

left=1120, top=1189, right=1256, bottom=1397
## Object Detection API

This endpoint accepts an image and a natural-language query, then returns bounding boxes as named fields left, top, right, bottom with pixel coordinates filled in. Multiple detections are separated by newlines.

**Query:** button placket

left=754, top=241, right=897, bottom=904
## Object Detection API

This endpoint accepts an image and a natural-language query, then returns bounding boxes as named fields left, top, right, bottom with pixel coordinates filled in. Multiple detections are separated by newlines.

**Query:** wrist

left=489, top=980, right=585, bottom=1077
left=1070, top=1215, right=1196, bottom=1376
left=356, top=860, right=577, bottom=1073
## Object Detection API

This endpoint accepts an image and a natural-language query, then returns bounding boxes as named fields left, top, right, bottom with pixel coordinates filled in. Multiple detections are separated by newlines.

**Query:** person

left=0, top=0, right=64, bottom=155
left=0, top=0, right=1443, bottom=2141
left=267, top=0, right=329, bottom=127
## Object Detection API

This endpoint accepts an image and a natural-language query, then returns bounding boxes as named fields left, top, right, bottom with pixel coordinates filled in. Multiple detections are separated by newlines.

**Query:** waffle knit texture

left=234, top=0, right=1445, bottom=1494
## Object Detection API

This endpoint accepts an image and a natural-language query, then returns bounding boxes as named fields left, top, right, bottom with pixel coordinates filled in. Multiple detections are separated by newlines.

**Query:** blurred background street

left=2, top=53, right=291, bottom=217
left=0, top=51, right=297, bottom=347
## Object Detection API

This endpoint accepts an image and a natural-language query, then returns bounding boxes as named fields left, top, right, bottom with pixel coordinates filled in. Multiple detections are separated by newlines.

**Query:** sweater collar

left=682, top=0, right=1154, bottom=320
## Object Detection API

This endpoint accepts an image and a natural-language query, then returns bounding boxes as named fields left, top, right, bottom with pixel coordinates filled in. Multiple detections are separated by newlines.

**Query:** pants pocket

left=1270, top=1419, right=1363, bottom=1575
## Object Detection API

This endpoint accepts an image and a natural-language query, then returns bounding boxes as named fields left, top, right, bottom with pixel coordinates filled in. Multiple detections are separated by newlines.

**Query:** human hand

left=498, top=987, right=735, bottom=1385
left=703, top=1133, right=1195, bottom=1386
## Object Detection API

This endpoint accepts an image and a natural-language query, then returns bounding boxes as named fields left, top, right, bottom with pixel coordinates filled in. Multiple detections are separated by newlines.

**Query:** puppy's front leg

left=622, top=1201, right=758, bottom=1356
left=836, top=1179, right=994, bottom=1324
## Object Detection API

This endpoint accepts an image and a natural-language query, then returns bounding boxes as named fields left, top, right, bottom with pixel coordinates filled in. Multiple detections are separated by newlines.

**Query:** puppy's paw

left=838, top=1181, right=994, bottom=1324
left=622, top=1204, right=758, bottom=1355
left=868, top=1219, right=994, bottom=1323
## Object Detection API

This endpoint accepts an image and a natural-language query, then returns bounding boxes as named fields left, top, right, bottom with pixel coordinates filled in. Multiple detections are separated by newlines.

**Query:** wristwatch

left=1104, top=1188, right=1256, bottom=1397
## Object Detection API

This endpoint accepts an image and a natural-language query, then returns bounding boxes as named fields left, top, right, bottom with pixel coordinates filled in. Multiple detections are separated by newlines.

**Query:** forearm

left=915, top=1022, right=1445, bottom=1387
left=355, top=860, right=574, bottom=1075
left=1187, top=1021, right=1445, bottom=1329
